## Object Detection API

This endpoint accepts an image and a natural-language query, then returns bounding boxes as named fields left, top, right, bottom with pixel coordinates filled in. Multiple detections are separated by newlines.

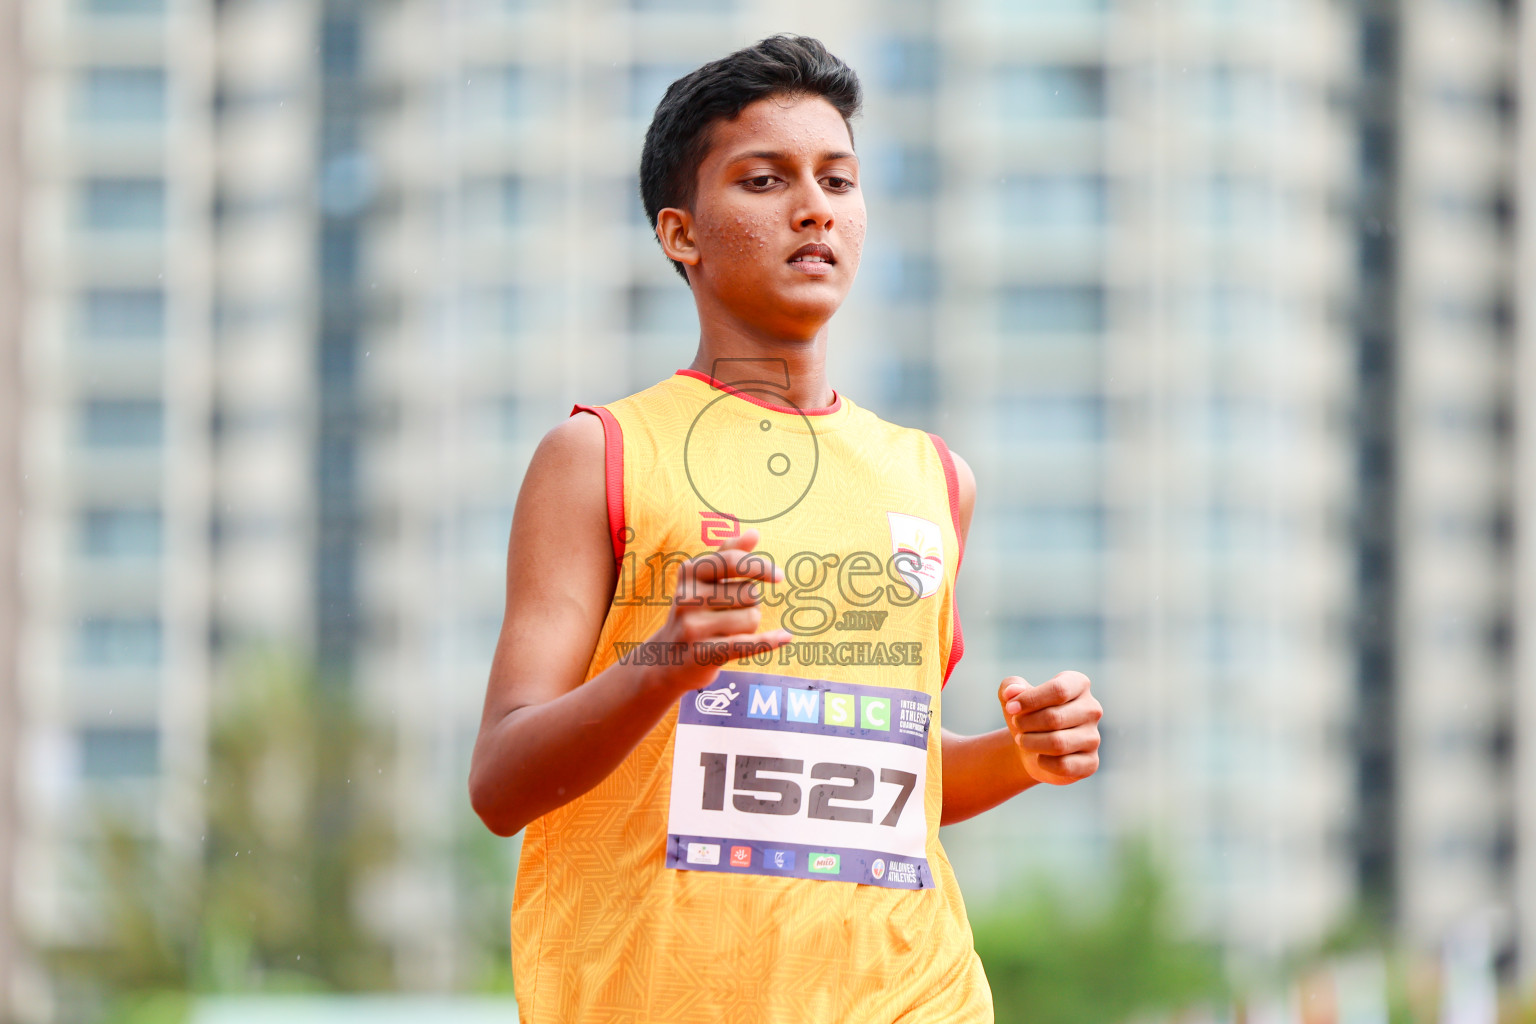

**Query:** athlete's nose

left=792, top=175, right=835, bottom=231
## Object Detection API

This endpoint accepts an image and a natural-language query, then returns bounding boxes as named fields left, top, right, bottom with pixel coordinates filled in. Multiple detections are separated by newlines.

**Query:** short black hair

left=639, top=35, right=863, bottom=282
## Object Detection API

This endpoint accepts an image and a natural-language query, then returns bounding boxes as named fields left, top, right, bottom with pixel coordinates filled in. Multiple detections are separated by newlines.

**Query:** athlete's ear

left=655, top=207, right=701, bottom=269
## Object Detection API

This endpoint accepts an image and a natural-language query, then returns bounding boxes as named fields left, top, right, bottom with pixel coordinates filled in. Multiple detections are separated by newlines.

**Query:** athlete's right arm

left=468, top=411, right=791, bottom=837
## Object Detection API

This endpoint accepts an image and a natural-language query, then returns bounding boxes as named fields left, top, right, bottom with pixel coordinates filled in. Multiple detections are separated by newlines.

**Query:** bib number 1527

left=696, top=753, right=917, bottom=827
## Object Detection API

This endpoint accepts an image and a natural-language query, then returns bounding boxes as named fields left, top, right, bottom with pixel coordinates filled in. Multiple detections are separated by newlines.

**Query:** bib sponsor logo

left=885, top=860, right=920, bottom=885
left=886, top=512, right=944, bottom=600
left=824, top=692, right=855, bottom=727
left=695, top=681, right=740, bottom=717
left=860, top=696, right=891, bottom=731
left=809, top=853, right=841, bottom=875
left=686, top=843, right=720, bottom=866
left=730, top=846, right=752, bottom=868
left=871, top=858, right=886, bottom=881
left=764, top=849, right=795, bottom=870
left=784, top=688, right=820, bottom=723
left=747, top=684, right=781, bottom=719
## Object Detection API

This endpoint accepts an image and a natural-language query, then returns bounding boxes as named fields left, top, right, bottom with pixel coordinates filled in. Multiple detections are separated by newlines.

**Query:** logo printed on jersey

left=730, top=846, right=752, bottom=868
left=824, top=692, right=855, bottom=727
left=871, top=858, right=886, bottom=881
left=809, top=853, right=841, bottom=875
left=764, top=849, right=795, bottom=870
left=785, top=688, right=820, bottom=723
left=686, top=843, right=720, bottom=866
left=694, top=681, right=739, bottom=717
left=886, top=511, right=944, bottom=599
left=747, top=684, right=782, bottom=719
left=699, top=510, right=741, bottom=545
left=860, top=696, right=891, bottom=731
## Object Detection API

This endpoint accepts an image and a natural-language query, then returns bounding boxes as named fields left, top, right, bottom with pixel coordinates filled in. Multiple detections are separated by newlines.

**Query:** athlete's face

left=657, top=94, right=865, bottom=338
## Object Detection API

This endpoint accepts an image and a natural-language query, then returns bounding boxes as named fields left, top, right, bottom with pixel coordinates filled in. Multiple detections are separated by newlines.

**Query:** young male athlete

left=469, top=35, right=1104, bottom=1023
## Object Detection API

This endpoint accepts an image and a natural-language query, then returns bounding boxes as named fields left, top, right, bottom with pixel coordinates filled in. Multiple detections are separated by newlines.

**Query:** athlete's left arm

left=938, top=452, right=1104, bottom=826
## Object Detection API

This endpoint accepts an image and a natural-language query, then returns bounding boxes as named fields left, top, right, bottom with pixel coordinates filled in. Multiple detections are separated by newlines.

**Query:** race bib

left=666, top=671, right=934, bottom=889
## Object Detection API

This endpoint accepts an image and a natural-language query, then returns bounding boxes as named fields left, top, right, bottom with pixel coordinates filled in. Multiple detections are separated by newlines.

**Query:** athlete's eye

left=744, top=175, right=778, bottom=190
left=823, top=176, right=856, bottom=192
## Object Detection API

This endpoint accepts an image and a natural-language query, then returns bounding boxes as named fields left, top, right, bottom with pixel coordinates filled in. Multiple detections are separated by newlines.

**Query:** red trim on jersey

left=927, top=433, right=966, bottom=688
left=571, top=404, right=625, bottom=564
left=675, top=368, right=843, bottom=416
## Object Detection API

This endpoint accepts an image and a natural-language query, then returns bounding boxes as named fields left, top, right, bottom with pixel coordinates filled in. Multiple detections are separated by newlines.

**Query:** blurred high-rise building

left=914, top=1, right=1359, bottom=955
left=10, top=0, right=217, bottom=1018
left=4, top=0, right=1533, bottom=1017
left=2, top=0, right=25, bottom=1017
left=1348, top=0, right=1527, bottom=966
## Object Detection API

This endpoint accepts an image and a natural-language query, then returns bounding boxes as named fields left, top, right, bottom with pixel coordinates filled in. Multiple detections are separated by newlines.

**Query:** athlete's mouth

left=787, top=243, right=836, bottom=265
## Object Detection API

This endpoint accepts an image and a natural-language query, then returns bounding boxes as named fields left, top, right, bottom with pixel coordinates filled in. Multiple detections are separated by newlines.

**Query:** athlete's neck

left=688, top=322, right=834, bottom=412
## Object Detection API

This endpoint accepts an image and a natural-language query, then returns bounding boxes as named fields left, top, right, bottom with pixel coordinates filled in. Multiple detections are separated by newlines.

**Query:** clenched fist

left=998, top=671, right=1102, bottom=786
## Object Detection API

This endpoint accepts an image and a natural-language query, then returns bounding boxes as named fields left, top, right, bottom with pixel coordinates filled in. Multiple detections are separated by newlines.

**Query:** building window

left=81, top=398, right=163, bottom=448
left=82, top=178, right=166, bottom=232
left=1198, top=614, right=1266, bottom=668
left=1003, top=506, right=1105, bottom=551
left=879, top=37, right=938, bottom=92
left=881, top=145, right=938, bottom=198
left=997, top=394, right=1106, bottom=442
left=998, top=615, right=1105, bottom=661
left=82, top=0, right=165, bottom=13
left=999, top=286, right=1106, bottom=334
left=1188, top=175, right=1272, bottom=230
left=77, top=617, right=162, bottom=667
left=81, top=507, right=163, bottom=558
left=1002, top=174, right=1107, bottom=227
left=997, top=65, right=1106, bottom=120
left=629, top=284, right=697, bottom=334
left=630, top=0, right=733, bottom=12
left=631, top=63, right=697, bottom=120
left=79, top=67, right=166, bottom=122
left=81, top=288, right=165, bottom=341
left=1190, top=285, right=1273, bottom=341
left=1187, top=65, right=1274, bottom=126
left=80, top=727, right=159, bottom=779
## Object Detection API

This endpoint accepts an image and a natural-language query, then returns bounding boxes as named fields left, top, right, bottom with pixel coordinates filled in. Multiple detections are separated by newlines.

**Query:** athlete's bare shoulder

left=949, top=449, right=975, bottom=543
left=506, top=408, right=611, bottom=605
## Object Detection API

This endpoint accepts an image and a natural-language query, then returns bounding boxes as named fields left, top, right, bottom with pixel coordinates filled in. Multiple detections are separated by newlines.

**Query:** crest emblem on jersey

left=699, top=510, right=741, bottom=545
left=886, top=512, right=944, bottom=599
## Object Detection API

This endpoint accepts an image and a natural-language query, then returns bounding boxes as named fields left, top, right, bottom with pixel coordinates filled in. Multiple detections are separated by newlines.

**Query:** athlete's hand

left=998, top=671, right=1102, bottom=786
left=646, top=528, right=792, bottom=695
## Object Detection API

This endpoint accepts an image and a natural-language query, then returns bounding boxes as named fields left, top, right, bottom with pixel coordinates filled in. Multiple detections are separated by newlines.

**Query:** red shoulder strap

left=571, top=405, right=625, bottom=564
left=926, top=433, right=966, bottom=688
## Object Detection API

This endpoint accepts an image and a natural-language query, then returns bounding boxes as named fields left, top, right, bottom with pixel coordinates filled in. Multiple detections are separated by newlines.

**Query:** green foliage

left=47, top=655, right=401, bottom=1009
left=971, top=840, right=1228, bottom=1024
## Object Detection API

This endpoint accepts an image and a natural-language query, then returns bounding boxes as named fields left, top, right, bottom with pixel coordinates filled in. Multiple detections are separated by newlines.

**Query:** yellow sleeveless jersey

left=511, top=368, right=991, bottom=1023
